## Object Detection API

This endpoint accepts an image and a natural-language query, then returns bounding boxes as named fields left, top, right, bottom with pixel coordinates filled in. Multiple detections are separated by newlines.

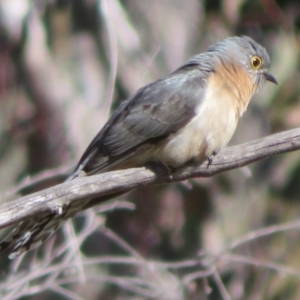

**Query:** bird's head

left=209, top=36, right=277, bottom=92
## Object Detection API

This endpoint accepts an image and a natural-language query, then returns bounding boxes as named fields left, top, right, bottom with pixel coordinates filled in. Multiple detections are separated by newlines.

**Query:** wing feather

left=71, top=63, right=209, bottom=177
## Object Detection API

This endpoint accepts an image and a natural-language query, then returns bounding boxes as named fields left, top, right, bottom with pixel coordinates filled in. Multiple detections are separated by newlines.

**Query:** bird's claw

left=207, top=151, right=217, bottom=169
left=207, top=156, right=213, bottom=169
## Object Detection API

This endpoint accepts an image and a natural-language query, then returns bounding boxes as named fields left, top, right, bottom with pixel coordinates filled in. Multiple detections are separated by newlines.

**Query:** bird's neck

left=215, top=59, right=255, bottom=117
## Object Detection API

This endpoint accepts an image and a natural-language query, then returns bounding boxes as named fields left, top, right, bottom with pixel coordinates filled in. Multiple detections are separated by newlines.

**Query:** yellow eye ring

left=250, top=56, right=262, bottom=69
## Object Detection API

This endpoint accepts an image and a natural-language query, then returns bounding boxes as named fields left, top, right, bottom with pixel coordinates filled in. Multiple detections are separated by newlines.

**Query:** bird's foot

left=207, top=151, right=217, bottom=169
left=145, top=161, right=174, bottom=181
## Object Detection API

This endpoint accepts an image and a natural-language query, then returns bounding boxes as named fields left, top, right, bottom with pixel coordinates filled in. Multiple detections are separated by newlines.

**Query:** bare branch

left=0, top=127, right=299, bottom=230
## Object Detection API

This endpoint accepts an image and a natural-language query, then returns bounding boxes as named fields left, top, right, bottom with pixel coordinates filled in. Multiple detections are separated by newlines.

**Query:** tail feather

left=0, top=213, right=57, bottom=259
left=0, top=197, right=88, bottom=258
left=0, top=134, right=147, bottom=258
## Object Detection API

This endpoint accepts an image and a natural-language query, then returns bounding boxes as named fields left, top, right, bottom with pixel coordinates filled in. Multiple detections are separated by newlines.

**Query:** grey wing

left=70, top=64, right=207, bottom=177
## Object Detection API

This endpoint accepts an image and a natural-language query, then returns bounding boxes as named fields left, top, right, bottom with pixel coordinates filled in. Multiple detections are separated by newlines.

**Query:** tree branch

left=0, top=127, right=299, bottom=230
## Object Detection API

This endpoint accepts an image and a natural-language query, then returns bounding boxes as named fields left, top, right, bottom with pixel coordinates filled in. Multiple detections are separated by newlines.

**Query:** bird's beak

left=264, top=72, right=278, bottom=85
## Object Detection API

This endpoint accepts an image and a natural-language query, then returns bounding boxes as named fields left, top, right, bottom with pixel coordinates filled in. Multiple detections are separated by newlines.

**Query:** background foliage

left=0, top=0, right=299, bottom=299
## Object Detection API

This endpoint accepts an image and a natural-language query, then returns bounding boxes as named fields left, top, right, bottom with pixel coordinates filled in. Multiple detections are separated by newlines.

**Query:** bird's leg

left=145, top=161, right=174, bottom=181
left=207, top=151, right=217, bottom=169
left=159, top=162, right=175, bottom=182
left=165, top=165, right=175, bottom=181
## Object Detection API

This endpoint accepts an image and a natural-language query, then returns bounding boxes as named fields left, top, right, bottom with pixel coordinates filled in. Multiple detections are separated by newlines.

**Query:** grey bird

left=0, top=36, right=277, bottom=258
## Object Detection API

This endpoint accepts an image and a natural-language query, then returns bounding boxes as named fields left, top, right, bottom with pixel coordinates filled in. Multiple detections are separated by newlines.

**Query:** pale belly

left=154, top=94, right=240, bottom=167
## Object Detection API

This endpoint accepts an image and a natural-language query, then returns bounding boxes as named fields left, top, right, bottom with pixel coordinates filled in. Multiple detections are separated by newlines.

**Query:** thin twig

left=212, top=267, right=232, bottom=300
left=229, top=219, right=300, bottom=251
left=221, top=253, right=300, bottom=277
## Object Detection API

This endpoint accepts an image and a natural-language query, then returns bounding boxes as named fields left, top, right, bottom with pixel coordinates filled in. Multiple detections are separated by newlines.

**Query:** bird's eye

left=250, top=56, right=262, bottom=69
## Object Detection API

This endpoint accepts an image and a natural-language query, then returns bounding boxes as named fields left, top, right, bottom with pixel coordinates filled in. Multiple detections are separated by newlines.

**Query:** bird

left=0, top=36, right=277, bottom=258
